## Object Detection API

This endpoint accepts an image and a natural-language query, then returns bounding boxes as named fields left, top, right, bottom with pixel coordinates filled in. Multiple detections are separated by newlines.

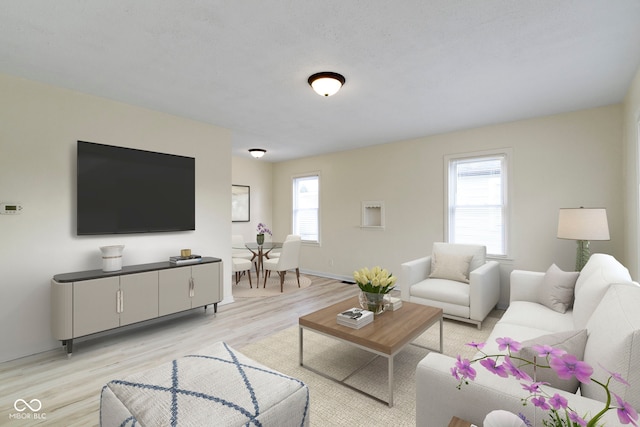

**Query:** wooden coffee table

left=298, top=296, right=443, bottom=407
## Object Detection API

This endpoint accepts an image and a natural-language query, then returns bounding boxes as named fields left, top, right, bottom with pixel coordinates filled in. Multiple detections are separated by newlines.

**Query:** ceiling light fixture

left=248, top=148, right=266, bottom=159
left=308, top=72, right=345, bottom=97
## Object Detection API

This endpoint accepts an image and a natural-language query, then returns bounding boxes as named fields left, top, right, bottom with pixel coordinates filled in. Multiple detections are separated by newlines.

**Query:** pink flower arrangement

left=452, top=337, right=639, bottom=426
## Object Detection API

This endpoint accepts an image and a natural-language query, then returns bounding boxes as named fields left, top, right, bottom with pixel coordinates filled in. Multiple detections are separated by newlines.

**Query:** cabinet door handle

left=189, top=278, right=195, bottom=297
left=116, top=290, right=121, bottom=313
left=120, top=289, right=124, bottom=313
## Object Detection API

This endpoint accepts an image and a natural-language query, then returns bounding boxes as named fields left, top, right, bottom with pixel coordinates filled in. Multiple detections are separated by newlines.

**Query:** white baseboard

left=299, top=269, right=354, bottom=284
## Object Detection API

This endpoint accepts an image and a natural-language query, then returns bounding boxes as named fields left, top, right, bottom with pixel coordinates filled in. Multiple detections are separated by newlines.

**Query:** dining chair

left=232, top=234, right=254, bottom=260
left=232, top=257, right=253, bottom=288
left=266, top=234, right=301, bottom=259
left=233, top=234, right=259, bottom=274
left=262, top=238, right=302, bottom=292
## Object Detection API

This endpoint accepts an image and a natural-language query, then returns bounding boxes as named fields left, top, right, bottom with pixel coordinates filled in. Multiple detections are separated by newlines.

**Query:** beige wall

left=231, top=156, right=274, bottom=242
left=273, top=106, right=625, bottom=307
left=0, top=74, right=232, bottom=362
left=623, top=67, right=640, bottom=279
left=2, top=68, right=636, bottom=362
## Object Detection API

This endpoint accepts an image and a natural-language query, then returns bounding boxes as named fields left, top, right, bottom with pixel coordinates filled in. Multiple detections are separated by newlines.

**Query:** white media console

left=51, top=257, right=223, bottom=355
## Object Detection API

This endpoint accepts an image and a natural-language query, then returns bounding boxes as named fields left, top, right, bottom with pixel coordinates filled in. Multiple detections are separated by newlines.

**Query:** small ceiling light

left=249, top=148, right=266, bottom=159
left=308, top=72, right=345, bottom=97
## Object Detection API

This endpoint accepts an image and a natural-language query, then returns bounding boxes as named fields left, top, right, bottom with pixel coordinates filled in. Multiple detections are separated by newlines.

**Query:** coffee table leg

left=440, top=317, right=443, bottom=353
left=388, top=355, right=394, bottom=407
left=299, top=327, right=304, bottom=366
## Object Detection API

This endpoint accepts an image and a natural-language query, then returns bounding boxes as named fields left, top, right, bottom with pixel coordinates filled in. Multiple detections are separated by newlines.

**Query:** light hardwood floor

left=0, top=275, right=360, bottom=426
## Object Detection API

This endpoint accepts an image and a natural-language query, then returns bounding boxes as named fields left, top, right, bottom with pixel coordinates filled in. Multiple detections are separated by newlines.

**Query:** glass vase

left=359, top=291, right=389, bottom=315
left=256, top=234, right=265, bottom=245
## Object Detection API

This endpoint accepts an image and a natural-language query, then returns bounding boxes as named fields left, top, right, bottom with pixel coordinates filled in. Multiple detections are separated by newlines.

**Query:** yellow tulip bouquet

left=353, top=266, right=397, bottom=294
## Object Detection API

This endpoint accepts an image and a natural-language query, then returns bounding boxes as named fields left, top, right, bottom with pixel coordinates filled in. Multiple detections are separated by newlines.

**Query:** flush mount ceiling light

left=308, top=72, right=345, bottom=97
left=248, top=148, right=266, bottom=159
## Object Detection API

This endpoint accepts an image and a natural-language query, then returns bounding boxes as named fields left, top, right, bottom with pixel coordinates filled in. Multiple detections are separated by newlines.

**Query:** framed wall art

left=232, top=185, right=250, bottom=222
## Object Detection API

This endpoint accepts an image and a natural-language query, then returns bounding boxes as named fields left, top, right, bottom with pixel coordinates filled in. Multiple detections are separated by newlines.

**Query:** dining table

left=235, top=242, right=283, bottom=278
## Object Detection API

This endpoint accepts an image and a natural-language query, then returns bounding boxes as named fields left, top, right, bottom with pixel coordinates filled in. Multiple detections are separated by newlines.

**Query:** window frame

left=444, top=149, right=512, bottom=259
left=292, top=172, right=321, bottom=245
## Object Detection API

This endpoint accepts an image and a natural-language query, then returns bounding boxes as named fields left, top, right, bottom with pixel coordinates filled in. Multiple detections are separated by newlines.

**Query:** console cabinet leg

left=203, top=303, right=218, bottom=314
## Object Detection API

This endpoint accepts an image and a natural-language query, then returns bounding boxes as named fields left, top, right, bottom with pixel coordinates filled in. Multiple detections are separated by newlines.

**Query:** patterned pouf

left=100, top=342, right=309, bottom=427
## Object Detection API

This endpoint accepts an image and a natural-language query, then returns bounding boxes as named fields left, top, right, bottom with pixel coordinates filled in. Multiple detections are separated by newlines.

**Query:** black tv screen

left=77, top=141, right=195, bottom=235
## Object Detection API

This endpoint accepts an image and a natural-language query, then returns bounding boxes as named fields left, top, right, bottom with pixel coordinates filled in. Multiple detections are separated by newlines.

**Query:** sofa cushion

left=572, top=255, right=631, bottom=329
left=410, top=278, right=469, bottom=306
left=539, top=264, right=579, bottom=313
left=498, top=301, right=575, bottom=333
left=574, top=253, right=617, bottom=294
left=582, top=283, right=640, bottom=410
left=516, top=329, right=587, bottom=393
left=429, top=252, right=472, bottom=283
left=481, top=322, right=567, bottom=355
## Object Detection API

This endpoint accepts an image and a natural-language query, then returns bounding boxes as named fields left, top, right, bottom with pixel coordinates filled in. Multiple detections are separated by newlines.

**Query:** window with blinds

left=293, top=174, right=319, bottom=243
left=447, top=154, right=508, bottom=256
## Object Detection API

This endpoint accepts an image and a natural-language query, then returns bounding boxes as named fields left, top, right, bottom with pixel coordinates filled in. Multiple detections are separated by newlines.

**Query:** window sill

left=487, top=255, right=513, bottom=263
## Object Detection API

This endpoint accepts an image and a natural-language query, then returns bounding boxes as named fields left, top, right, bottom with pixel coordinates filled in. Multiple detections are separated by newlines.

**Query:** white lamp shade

left=557, top=208, right=610, bottom=241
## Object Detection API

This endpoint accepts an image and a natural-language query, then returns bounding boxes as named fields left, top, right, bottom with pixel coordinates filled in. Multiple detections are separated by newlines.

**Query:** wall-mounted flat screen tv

left=77, top=141, right=195, bottom=235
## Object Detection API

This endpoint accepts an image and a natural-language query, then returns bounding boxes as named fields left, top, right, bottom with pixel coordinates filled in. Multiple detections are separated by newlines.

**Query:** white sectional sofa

left=415, top=254, right=640, bottom=426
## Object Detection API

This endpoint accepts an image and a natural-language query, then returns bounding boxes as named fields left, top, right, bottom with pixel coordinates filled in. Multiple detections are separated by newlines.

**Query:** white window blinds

left=293, top=175, right=319, bottom=242
left=448, top=155, right=507, bottom=256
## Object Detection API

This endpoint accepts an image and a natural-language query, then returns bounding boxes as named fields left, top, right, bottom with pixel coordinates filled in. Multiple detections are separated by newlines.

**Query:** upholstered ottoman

left=100, top=342, right=309, bottom=426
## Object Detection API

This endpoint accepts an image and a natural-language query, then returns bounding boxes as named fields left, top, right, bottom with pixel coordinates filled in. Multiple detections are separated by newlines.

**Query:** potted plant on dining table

left=256, top=223, right=272, bottom=245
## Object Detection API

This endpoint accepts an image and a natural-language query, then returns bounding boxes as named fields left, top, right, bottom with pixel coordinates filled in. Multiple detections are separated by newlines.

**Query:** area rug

left=232, top=272, right=312, bottom=297
left=239, top=312, right=500, bottom=426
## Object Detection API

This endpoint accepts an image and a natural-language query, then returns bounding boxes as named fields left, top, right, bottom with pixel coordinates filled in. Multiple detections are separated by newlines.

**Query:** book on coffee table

left=336, top=308, right=373, bottom=329
left=386, top=297, right=403, bottom=311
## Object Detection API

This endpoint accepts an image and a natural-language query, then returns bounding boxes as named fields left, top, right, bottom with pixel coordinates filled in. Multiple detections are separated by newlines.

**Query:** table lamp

left=557, top=207, right=610, bottom=271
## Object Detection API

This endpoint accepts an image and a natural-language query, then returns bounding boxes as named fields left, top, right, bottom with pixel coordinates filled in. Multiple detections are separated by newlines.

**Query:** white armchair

left=400, top=242, right=500, bottom=329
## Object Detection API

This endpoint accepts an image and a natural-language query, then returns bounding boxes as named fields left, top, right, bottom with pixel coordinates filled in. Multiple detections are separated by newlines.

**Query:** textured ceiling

left=1, top=1, right=640, bottom=162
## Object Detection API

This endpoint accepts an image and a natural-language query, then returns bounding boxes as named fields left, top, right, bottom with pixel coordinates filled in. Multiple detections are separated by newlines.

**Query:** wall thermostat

left=1, top=203, right=23, bottom=214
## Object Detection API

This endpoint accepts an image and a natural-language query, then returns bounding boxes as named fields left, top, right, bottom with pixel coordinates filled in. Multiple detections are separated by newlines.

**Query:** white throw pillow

left=515, top=329, right=588, bottom=393
left=539, top=264, right=579, bottom=313
left=432, top=242, right=486, bottom=272
left=429, top=252, right=472, bottom=283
